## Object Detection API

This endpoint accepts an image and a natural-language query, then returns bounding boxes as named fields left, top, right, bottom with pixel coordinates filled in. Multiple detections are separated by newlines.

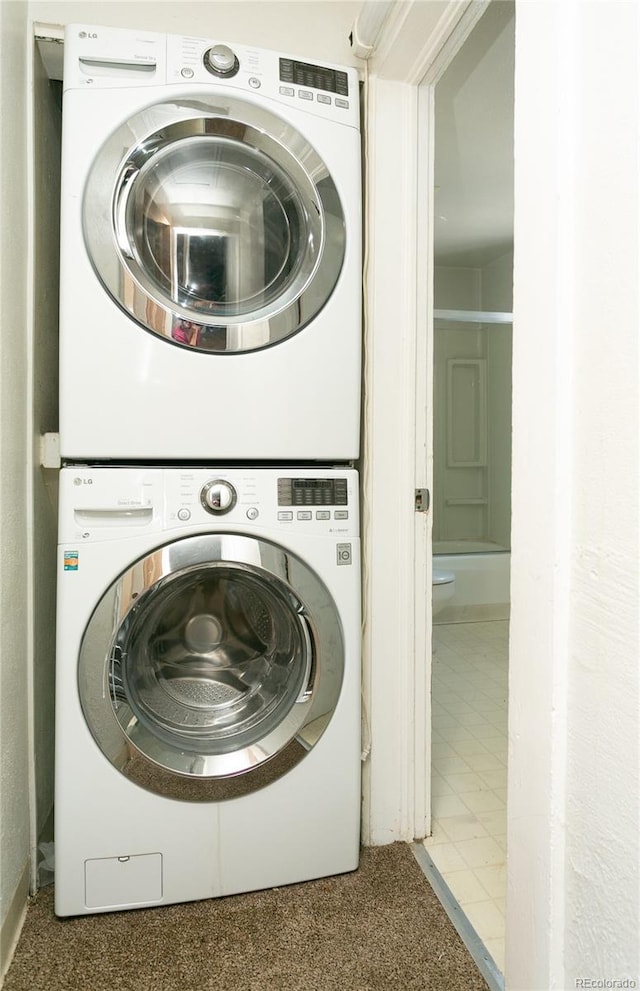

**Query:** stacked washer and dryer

left=55, top=25, right=362, bottom=916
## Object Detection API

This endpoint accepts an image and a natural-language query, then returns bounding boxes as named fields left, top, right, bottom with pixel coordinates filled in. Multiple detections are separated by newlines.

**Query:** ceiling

left=434, top=1, right=515, bottom=268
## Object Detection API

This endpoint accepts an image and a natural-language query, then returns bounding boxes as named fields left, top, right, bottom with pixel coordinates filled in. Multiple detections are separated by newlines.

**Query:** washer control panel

left=167, top=469, right=358, bottom=535
left=59, top=467, right=359, bottom=542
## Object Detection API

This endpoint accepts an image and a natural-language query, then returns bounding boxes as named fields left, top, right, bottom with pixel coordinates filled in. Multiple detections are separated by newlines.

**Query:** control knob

left=200, top=479, right=237, bottom=515
left=203, top=44, right=240, bottom=78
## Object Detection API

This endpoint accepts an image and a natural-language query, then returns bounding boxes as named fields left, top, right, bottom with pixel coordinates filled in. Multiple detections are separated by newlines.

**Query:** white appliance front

left=54, top=466, right=361, bottom=916
left=59, top=25, right=362, bottom=461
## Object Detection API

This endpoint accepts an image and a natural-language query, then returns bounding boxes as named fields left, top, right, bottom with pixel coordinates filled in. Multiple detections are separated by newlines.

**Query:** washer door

left=78, top=534, right=344, bottom=801
left=83, top=95, right=346, bottom=353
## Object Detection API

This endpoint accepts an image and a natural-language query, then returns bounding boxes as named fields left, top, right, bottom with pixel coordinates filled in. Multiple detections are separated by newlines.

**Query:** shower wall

left=433, top=253, right=512, bottom=551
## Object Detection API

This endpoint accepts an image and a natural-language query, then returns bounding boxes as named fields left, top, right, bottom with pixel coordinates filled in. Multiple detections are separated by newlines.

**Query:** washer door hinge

left=415, top=488, right=430, bottom=513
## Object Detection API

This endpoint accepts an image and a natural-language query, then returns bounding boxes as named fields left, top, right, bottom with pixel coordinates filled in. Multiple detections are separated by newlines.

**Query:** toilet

left=432, top=569, right=456, bottom=618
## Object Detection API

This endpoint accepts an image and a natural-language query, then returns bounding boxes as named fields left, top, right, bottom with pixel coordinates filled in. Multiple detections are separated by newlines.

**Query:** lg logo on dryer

left=79, top=32, right=98, bottom=39
left=73, top=477, right=93, bottom=486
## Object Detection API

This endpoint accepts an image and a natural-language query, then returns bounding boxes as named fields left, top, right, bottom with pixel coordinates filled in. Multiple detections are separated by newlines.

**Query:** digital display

left=278, top=478, right=348, bottom=506
left=279, top=58, right=349, bottom=97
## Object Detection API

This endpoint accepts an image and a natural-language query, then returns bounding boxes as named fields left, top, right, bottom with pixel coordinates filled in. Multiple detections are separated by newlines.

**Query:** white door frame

left=361, top=0, right=487, bottom=845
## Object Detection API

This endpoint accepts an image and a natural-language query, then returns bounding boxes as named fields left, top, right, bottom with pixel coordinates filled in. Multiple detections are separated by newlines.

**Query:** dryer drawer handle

left=79, top=56, right=158, bottom=75
left=74, top=507, right=153, bottom=527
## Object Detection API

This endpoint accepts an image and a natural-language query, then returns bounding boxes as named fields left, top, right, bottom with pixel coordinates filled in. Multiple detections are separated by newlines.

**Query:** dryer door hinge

left=415, top=488, right=430, bottom=513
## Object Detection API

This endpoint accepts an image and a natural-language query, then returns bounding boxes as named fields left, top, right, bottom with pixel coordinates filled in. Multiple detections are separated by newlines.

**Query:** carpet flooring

left=3, top=843, right=489, bottom=991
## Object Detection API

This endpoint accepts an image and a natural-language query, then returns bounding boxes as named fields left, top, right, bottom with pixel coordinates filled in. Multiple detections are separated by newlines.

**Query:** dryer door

left=78, top=534, right=344, bottom=801
left=83, top=96, right=346, bottom=353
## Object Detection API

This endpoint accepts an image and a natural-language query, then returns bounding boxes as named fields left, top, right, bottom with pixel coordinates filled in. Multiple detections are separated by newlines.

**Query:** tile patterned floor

left=424, top=620, right=509, bottom=973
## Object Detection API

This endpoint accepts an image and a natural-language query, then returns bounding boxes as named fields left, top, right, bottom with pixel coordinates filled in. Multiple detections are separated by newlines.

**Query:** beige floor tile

left=432, top=793, right=471, bottom=817
left=430, top=619, right=509, bottom=972
left=443, top=868, right=490, bottom=906
left=483, top=936, right=505, bottom=972
left=464, top=752, right=505, bottom=772
left=455, top=835, right=505, bottom=869
left=451, top=738, right=490, bottom=757
left=473, top=863, right=507, bottom=899
left=476, top=768, right=508, bottom=790
left=439, top=813, right=489, bottom=843
left=464, top=899, right=506, bottom=941
left=462, top=789, right=506, bottom=815
left=431, top=774, right=454, bottom=797
left=445, top=771, right=487, bottom=794
left=475, top=807, right=508, bottom=837
left=433, top=755, right=473, bottom=775
left=424, top=818, right=451, bottom=845
left=425, top=840, right=468, bottom=874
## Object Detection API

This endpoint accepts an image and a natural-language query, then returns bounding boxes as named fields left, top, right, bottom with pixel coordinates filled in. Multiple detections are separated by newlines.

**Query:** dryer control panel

left=63, top=24, right=360, bottom=129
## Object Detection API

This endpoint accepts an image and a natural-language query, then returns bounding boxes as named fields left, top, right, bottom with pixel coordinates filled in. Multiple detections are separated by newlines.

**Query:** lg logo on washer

left=73, top=477, right=93, bottom=486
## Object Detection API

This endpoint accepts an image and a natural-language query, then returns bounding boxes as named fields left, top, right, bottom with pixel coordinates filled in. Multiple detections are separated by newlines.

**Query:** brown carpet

left=4, top=843, right=489, bottom=991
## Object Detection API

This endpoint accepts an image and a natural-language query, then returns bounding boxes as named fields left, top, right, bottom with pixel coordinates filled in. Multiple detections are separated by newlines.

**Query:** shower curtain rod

left=434, top=309, right=513, bottom=324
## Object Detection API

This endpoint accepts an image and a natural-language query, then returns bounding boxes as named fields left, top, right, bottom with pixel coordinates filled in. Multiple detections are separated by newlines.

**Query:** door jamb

left=362, top=0, right=490, bottom=843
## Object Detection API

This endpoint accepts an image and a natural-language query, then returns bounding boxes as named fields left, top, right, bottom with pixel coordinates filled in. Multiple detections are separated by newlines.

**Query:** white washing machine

left=54, top=465, right=361, bottom=916
left=59, top=25, right=362, bottom=461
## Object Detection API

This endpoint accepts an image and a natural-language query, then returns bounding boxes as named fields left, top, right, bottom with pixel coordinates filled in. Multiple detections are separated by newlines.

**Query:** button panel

left=165, top=473, right=355, bottom=530
left=278, top=477, right=348, bottom=507
left=279, top=57, right=349, bottom=96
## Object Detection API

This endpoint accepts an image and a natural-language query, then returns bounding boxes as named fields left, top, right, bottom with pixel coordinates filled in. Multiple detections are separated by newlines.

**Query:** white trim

left=362, top=71, right=420, bottom=843
left=349, top=2, right=394, bottom=60
left=0, top=865, right=29, bottom=981
left=362, top=0, right=485, bottom=844
left=411, top=78, right=434, bottom=842
left=26, top=12, right=38, bottom=898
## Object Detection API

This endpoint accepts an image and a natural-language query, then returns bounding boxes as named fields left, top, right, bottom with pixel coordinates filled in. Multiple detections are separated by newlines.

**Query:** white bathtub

left=433, top=546, right=510, bottom=622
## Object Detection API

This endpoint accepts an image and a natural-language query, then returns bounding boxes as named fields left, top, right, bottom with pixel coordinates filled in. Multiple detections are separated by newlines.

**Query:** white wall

left=507, top=1, right=639, bottom=987
left=30, top=1, right=362, bottom=67
left=0, top=0, right=31, bottom=975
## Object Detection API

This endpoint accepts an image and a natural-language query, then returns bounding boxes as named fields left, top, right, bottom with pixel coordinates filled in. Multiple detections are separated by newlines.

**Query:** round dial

left=203, top=45, right=240, bottom=78
left=200, top=479, right=237, bottom=515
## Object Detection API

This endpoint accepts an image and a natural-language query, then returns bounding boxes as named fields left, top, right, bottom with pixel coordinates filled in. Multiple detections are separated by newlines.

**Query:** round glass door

left=83, top=97, right=346, bottom=352
left=78, top=534, right=344, bottom=801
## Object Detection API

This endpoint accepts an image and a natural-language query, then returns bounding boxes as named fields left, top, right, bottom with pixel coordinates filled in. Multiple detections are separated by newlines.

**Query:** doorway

left=423, top=1, right=514, bottom=977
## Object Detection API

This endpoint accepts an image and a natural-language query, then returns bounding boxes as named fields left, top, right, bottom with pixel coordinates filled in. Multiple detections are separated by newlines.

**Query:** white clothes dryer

left=54, top=465, right=360, bottom=916
left=59, top=25, right=362, bottom=461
